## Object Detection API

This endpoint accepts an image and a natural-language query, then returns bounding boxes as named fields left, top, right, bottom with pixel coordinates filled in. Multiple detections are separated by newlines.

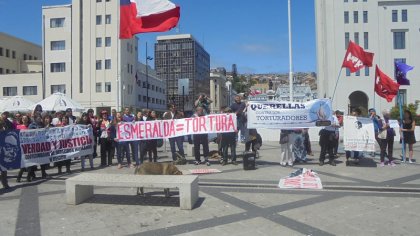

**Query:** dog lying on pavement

left=134, top=162, right=183, bottom=197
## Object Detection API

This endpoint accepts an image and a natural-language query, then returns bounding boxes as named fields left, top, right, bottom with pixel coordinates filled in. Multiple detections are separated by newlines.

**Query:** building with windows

left=155, top=34, right=210, bottom=112
left=135, top=62, right=167, bottom=112
left=316, top=0, right=420, bottom=114
left=209, top=71, right=229, bottom=113
left=0, top=32, right=43, bottom=101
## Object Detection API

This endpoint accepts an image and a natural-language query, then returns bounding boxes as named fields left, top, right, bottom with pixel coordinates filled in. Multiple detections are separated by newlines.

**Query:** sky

left=0, top=0, right=316, bottom=74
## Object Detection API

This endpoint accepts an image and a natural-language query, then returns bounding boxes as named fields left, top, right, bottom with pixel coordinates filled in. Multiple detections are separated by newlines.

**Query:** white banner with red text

left=116, top=114, right=237, bottom=141
left=0, top=125, right=93, bottom=171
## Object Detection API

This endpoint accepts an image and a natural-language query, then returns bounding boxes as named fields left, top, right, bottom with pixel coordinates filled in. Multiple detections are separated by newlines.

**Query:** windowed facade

left=353, top=11, right=358, bottom=23
left=50, top=18, right=65, bottom=28
left=393, top=32, right=406, bottom=49
left=364, top=32, right=369, bottom=49
left=345, top=32, right=350, bottom=49
left=105, top=37, right=111, bottom=47
left=51, top=40, right=65, bottom=50
left=96, top=60, right=102, bottom=70
left=50, top=63, right=66, bottom=72
left=365, top=68, right=369, bottom=76
left=96, top=15, right=102, bottom=25
left=12, top=51, right=16, bottom=59
left=392, top=10, right=398, bottom=22
left=51, top=84, right=66, bottom=94
left=105, top=59, right=111, bottom=69
left=354, top=32, right=359, bottom=44
left=0, top=47, right=3, bottom=56
left=344, top=11, right=349, bottom=24
left=96, top=82, right=102, bottom=92
left=96, top=37, right=102, bottom=47
left=402, top=10, right=408, bottom=22
left=363, top=11, right=368, bottom=23
left=105, top=15, right=111, bottom=24
left=23, top=86, right=37, bottom=95
left=3, top=87, right=17, bottom=96
left=105, top=82, right=111, bottom=92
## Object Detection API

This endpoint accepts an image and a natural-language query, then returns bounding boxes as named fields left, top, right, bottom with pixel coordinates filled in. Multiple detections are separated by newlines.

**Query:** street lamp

left=145, top=42, right=153, bottom=109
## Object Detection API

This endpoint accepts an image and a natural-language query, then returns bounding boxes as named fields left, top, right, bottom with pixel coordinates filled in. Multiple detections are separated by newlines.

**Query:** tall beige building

left=43, top=0, right=138, bottom=113
left=316, top=0, right=420, bottom=114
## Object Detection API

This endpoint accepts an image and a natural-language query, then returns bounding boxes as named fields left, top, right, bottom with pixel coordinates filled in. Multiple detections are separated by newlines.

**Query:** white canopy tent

left=30, top=92, right=85, bottom=112
left=0, top=96, right=36, bottom=113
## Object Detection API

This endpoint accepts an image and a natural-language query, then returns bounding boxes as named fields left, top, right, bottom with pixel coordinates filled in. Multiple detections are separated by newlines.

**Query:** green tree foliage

left=232, top=75, right=249, bottom=93
left=390, top=101, right=420, bottom=125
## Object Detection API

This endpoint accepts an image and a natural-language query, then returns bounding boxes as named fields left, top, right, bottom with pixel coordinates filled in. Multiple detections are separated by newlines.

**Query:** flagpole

left=398, top=91, right=406, bottom=162
left=288, top=0, right=293, bottom=101
left=331, top=68, right=343, bottom=102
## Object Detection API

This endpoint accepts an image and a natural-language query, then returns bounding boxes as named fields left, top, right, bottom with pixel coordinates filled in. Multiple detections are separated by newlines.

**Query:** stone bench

left=65, top=173, right=199, bottom=210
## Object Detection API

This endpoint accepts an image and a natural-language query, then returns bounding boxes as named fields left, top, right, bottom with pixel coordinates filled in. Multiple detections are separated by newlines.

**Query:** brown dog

left=134, top=163, right=182, bottom=197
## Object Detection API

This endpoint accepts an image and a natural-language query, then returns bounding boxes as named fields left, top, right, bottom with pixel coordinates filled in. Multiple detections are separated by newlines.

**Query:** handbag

left=378, top=129, right=387, bottom=139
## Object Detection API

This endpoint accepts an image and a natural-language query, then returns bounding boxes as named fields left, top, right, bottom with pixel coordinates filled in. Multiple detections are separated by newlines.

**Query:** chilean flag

left=120, top=0, right=180, bottom=39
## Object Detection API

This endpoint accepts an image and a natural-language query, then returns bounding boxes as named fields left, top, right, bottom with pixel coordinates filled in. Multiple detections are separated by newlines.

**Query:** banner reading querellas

left=0, top=125, right=93, bottom=171
left=247, top=99, right=333, bottom=129
left=117, top=113, right=237, bottom=141
left=343, top=116, right=375, bottom=152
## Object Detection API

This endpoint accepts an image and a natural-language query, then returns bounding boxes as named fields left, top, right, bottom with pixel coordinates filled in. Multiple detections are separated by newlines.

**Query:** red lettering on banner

left=80, top=136, right=86, bottom=145
left=221, top=115, right=227, bottom=131
left=169, top=121, right=175, bottom=136
left=199, top=116, right=207, bottom=132
left=138, top=123, right=144, bottom=139
left=163, top=121, right=170, bottom=136
left=145, top=122, right=152, bottom=138
left=226, top=115, right=235, bottom=131
left=152, top=122, right=161, bottom=138
left=130, top=123, right=139, bottom=139
left=208, top=115, right=215, bottom=130
left=193, top=118, right=199, bottom=132
left=22, top=144, right=29, bottom=154
left=185, top=118, right=192, bottom=132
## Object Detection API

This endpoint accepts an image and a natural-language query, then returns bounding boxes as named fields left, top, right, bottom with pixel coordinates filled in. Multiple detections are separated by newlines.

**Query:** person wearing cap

left=65, top=108, right=76, bottom=125
left=98, top=110, right=116, bottom=166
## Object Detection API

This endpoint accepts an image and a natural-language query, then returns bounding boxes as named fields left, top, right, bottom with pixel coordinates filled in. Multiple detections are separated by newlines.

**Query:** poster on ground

left=247, top=99, right=333, bottom=129
left=0, top=125, right=93, bottom=171
left=343, top=116, right=375, bottom=152
left=278, top=168, right=323, bottom=189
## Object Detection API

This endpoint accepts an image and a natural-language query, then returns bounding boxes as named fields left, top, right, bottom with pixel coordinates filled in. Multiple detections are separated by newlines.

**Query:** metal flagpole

left=331, top=68, right=343, bottom=102
left=288, top=0, right=293, bottom=101
left=116, top=1, right=121, bottom=112
left=398, top=91, right=406, bottom=162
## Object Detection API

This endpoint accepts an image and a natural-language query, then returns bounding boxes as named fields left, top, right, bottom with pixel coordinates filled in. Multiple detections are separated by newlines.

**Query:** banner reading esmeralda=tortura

left=247, top=99, right=333, bottom=129
left=0, top=125, right=93, bottom=171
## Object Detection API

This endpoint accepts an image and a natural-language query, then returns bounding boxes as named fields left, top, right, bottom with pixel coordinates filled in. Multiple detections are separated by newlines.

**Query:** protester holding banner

left=27, top=113, right=49, bottom=179
left=192, top=107, right=211, bottom=166
left=279, top=130, right=294, bottom=167
left=87, top=109, right=99, bottom=158
left=345, top=108, right=362, bottom=166
left=319, top=113, right=339, bottom=166
left=369, top=108, right=383, bottom=157
left=401, top=110, right=416, bottom=164
left=0, top=113, right=14, bottom=189
left=162, top=104, right=186, bottom=164
left=16, top=116, right=31, bottom=182
left=220, top=107, right=237, bottom=166
left=99, top=110, right=116, bottom=166
left=123, top=107, right=140, bottom=166
left=137, top=108, right=152, bottom=164
left=230, top=95, right=247, bottom=143
left=147, top=110, right=159, bottom=162
left=379, top=110, right=396, bottom=167
left=77, top=113, right=94, bottom=171
left=292, top=129, right=307, bottom=163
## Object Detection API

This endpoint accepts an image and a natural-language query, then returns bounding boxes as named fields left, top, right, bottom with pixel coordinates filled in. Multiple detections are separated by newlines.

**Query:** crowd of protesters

left=0, top=93, right=417, bottom=190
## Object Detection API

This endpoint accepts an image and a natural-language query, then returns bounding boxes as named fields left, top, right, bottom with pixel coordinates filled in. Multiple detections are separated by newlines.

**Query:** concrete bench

left=65, top=173, right=199, bottom=210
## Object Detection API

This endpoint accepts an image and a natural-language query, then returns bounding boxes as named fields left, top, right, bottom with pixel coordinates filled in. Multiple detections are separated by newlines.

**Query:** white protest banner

left=343, top=116, right=375, bottom=152
left=389, top=119, right=399, bottom=129
left=247, top=99, right=333, bottom=129
left=0, top=125, right=94, bottom=171
left=117, top=113, right=237, bottom=141
left=278, top=168, right=323, bottom=190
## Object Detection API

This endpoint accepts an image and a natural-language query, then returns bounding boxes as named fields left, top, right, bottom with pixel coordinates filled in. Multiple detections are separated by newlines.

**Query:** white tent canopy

left=30, top=92, right=85, bottom=112
left=0, top=96, right=36, bottom=113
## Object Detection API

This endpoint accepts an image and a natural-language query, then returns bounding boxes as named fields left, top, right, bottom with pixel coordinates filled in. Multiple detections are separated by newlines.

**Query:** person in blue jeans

left=122, top=107, right=139, bottom=166
left=230, top=95, right=246, bottom=142
left=162, top=104, right=186, bottom=164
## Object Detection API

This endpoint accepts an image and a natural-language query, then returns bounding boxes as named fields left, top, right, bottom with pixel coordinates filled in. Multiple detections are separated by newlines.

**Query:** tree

left=390, top=101, right=419, bottom=125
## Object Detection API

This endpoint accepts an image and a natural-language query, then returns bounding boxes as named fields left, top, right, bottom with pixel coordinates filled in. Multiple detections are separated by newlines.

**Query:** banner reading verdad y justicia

left=116, top=113, right=237, bottom=141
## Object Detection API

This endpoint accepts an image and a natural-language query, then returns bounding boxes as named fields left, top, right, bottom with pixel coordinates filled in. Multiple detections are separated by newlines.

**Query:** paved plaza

left=1, top=141, right=420, bottom=236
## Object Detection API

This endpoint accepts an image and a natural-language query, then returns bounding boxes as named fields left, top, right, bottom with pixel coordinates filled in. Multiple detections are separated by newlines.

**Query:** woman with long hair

left=401, top=110, right=416, bottom=163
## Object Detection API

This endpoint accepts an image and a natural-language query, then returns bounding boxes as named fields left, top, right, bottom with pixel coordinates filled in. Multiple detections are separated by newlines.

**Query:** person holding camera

left=194, top=94, right=213, bottom=114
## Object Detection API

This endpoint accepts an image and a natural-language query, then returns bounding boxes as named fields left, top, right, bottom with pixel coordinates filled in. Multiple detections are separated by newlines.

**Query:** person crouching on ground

left=220, top=107, right=237, bottom=166
left=192, top=107, right=210, bottom=166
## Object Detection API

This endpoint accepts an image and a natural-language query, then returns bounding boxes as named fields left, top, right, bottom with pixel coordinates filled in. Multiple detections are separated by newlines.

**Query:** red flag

left=375, top=65, right=400, bottom=102
left=342, top=41, right=374, bottom=73
left=120, top=0, right=180, bottom=39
